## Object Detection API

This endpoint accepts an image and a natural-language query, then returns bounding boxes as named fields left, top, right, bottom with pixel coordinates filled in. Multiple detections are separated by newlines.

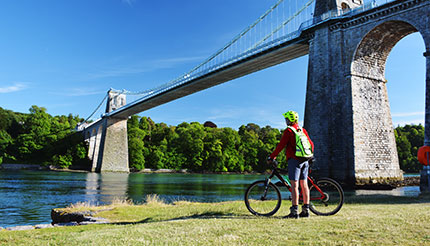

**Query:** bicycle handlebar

left=267, top=159, right=278, bottom=168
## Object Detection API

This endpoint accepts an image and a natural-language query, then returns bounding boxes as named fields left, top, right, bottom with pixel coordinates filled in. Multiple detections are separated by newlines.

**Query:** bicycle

left=244, top=159, right=344, bottom=216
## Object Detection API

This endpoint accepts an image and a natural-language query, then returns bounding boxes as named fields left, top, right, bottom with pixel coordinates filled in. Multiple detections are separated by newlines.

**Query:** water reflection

left=84, top=172, right=130, bottom=205
left=0, top=170, right=421, bottom=228
left=126, top=173, right=259, bottom=203
left=354, top=186, right=419, bottom=197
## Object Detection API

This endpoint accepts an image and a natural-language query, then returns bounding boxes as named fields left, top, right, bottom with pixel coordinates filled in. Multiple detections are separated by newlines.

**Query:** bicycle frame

left=245, top=161, right=344, bottom=216
left=265, top=167, right=327, bottom=202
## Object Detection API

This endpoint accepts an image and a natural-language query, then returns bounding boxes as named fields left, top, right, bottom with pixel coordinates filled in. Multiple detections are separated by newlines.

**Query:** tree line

left=0, top=106, right=88, bottom=168
left=127, top=115, right=286, bottom=172
left=0, top=106, right=425, bottom=173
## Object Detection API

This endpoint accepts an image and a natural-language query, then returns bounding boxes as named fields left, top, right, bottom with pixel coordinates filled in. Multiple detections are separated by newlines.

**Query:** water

left=0, top=170, right=261, bottom=228
left=0, top=170, right=420, bottom=228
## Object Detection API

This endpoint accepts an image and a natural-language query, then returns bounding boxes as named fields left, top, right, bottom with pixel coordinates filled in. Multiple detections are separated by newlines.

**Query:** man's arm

left=269, top=128, right=291, bottom=159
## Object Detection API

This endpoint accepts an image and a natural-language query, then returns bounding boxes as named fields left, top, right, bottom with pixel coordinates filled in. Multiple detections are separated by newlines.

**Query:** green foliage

left=394, top=124, right=424, bottom=173
left=51, top=154, right=73, bottom=168
left=3, top=105, right=423, bottom=174
left=0, top=106, right=89, bottom=168
left=0, top=130, right=13, bottom=164
left=126, top=117, right=284, bottom=173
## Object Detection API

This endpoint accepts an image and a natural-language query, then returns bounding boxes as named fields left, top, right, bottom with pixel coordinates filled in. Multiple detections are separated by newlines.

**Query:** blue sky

left=0, top=0, right=426, bottom=130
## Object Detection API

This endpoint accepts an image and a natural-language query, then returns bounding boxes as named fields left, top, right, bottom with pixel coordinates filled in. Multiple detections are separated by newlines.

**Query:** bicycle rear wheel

left=309, top=178, right=344, bottom=216
left=244, top=180, right=281, bottom=216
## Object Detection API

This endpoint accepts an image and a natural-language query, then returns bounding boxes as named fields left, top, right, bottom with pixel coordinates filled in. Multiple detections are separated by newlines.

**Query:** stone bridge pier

left=84, top=90, right=129, bottom=172
left=304, top=0, right=430, bottom=186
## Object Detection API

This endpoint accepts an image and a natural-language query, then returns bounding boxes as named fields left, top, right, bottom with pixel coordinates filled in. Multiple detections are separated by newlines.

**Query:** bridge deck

left=109, top=38, right=309, bottom=119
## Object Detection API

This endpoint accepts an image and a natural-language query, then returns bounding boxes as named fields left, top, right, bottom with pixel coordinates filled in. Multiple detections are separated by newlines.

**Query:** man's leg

left=299, top=179, right=310, bottom=217
left=285, top=180, right=299, bottom=218
left=285, top=159, right=300, bottom=219
left=299, top=161, right=310, bottom=217
left=291, top=180, right=299, bottom=206
left=299, top=179, right=309, bottom=205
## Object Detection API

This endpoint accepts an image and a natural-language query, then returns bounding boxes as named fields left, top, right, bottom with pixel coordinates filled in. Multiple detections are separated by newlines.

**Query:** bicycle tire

left=244, top=180, right=282, bottom=216
left=309, top=178, right=344, bottom=216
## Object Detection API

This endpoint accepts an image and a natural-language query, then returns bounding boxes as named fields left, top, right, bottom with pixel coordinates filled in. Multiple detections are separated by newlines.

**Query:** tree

left=127, top=115, right=147, bottom=170
left=202, top=128, right=225, bottom=171
left=175, top=122, right=206, bottom=171
left=239, top=125, right=264, bottom=172
left=219, top=127, right=244, bottom=172
left=0, top=130, right=12, bottom=164
left=14, top=106, right=52, bottom=161
left=394, top=124, right=424, bottom=173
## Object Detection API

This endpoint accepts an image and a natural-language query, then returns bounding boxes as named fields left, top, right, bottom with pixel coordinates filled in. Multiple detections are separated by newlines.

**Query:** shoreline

left=0, top=163, right=421, bottom=187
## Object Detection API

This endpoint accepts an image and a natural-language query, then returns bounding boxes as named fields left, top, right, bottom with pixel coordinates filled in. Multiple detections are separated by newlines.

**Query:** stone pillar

left=96, top=117, right=129, bottom=172
left=350, top=75, right=402, bottom=185
left=420, top=50, right=430, bottom=192
left=91, top=125, right=103, bottom=172
left=305, top=26, right=338, bottom=180
left=314, top=0, right=363, bottom=19
left=106, top=89, right=127, bottom=113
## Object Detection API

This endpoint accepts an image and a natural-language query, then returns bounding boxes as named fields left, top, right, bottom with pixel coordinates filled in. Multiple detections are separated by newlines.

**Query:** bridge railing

left=103, top=0, right=398, bottom=119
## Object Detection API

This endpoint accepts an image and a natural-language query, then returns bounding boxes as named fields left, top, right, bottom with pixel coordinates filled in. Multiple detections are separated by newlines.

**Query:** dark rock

left=51, top=208, right=110, bottom=226
left=51, top=209, right=94, bottom=224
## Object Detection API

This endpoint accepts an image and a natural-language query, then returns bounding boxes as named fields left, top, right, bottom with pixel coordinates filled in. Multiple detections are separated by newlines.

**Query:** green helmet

left=283, top=111, right=299, bottom=123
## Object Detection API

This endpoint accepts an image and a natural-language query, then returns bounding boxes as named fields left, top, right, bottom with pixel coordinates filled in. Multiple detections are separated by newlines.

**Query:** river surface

left=0, top=170, right=420, bottom=228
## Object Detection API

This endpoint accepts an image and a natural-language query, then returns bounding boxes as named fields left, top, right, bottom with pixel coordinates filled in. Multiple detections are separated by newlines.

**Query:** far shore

left=0, top=163, right=421, bottom=187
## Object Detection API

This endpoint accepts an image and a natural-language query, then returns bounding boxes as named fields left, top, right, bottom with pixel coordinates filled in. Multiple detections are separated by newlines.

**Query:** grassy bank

left=1, top=194, right=430, bottom=245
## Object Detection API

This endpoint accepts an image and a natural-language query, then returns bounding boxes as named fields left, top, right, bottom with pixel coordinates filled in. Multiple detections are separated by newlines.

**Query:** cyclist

left=267, top=111, right=314, bottom=219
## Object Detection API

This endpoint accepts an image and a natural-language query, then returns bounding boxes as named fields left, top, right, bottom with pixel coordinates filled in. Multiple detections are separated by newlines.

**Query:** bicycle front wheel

left=244, top=180, right=281, bottom=216
left=309, top=178, right=344, bottom=216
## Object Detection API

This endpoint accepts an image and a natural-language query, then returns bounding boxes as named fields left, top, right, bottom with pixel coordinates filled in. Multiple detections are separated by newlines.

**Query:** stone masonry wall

left=96, top=117, right=129, bottom=172
left=306, top=0, right=430, bottom=185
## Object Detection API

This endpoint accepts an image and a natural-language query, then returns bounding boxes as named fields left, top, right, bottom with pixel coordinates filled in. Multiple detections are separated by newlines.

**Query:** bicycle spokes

left=244, top=180, right=282, bottom=216
left=309, top=178, right=344, bottom=216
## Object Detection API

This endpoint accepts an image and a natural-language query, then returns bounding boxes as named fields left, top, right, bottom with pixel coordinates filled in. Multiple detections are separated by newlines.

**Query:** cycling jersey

left=269, top=123, right=314, bottom=161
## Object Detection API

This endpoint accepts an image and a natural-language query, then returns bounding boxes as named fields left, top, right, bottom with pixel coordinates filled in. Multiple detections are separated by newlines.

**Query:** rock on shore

left=51, top=208, right=110, bottom=225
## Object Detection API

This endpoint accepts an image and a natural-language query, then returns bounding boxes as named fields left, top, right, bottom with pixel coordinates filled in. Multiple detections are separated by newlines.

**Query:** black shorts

left=288, top=158, right=309, bottom=181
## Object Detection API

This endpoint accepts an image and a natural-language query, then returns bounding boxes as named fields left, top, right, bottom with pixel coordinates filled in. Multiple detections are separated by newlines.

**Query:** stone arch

left=348, top=20, right=425, bottom=184
left=352, top=20, right=419, bottom=81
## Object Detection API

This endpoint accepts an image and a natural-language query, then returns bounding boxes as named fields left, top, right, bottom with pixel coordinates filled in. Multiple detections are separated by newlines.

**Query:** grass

left=1, top=194, right=430, bottom=245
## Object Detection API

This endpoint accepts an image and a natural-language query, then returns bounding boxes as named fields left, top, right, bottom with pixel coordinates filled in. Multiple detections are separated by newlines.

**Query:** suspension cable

left=84, top=94, right=108, bottom=122
left=249, top=0, right=315, bottom=51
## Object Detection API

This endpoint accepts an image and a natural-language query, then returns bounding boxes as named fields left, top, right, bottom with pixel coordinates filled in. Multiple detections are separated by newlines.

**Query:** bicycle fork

left=260, top=178, right=272, bottom=201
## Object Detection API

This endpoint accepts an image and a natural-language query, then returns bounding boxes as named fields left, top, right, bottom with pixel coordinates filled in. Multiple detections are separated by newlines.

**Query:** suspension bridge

left=81, top=0, right=430, bottom=189
left=84, top=0, right=372, bottom=121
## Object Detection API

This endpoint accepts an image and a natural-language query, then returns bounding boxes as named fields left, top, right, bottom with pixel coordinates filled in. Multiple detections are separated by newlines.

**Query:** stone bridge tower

left=106, top=89, right=127, bottom=113
left=314, top=0, right=363, bottom=17
left=304, top=0, right=430, bottom=185
left=84, top=90, right=129, bottom=172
